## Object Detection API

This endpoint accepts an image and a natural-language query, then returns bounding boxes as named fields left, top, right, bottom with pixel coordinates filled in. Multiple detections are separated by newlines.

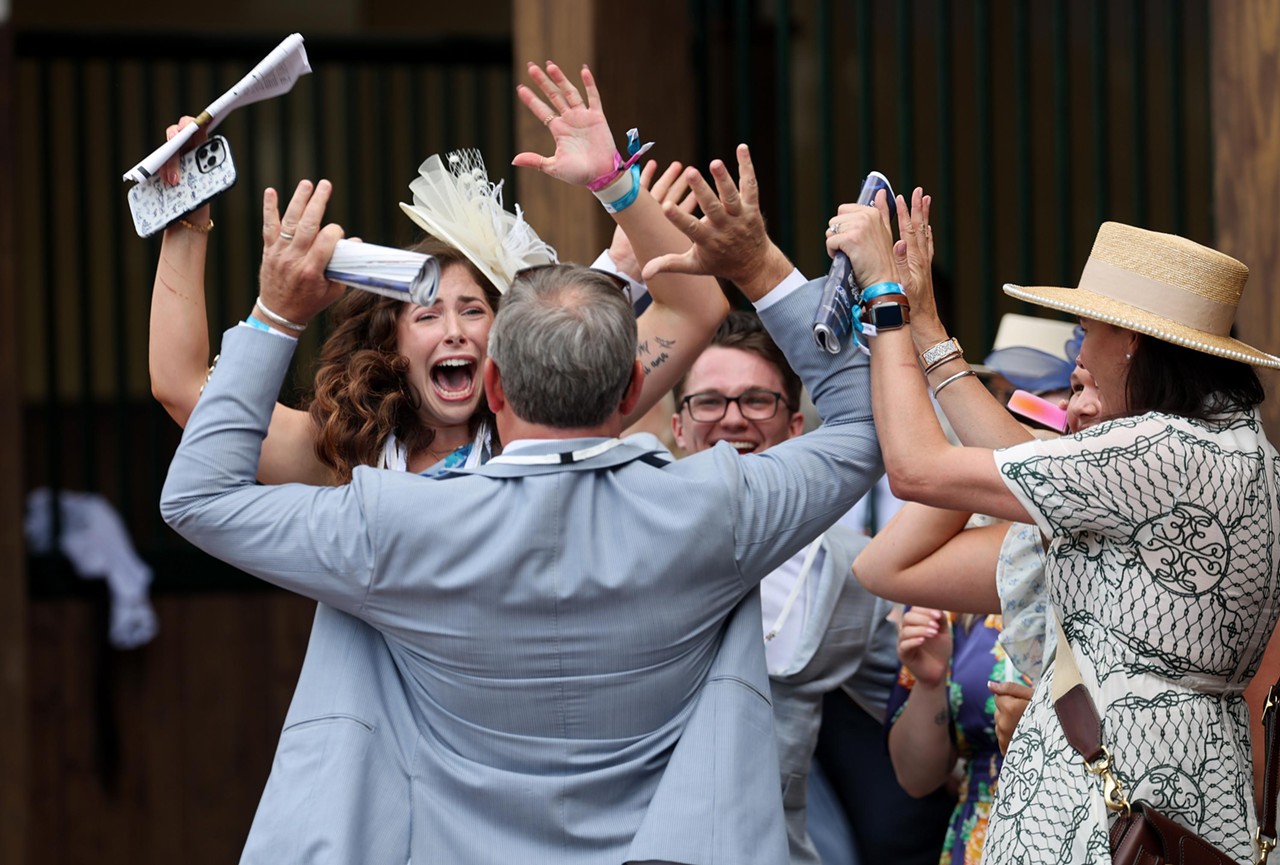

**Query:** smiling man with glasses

left=673, top=312, right=805, bottom=455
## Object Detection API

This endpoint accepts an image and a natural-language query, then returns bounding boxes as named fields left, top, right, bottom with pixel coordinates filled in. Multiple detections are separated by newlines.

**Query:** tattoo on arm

left=933, top=709, right=949, bottom=726
left=655, top=336, right=676, bottom=349
left=641, top=351, right=670, bottom=377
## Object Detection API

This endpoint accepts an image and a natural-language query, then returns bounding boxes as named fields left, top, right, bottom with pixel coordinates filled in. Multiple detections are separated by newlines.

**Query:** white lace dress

left=980, top=408, right=1280, bottom=864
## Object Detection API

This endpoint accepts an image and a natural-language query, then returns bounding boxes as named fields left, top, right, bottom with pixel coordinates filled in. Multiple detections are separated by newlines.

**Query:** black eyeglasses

left=680, top=389, right=790, bottom=422
left=513, top=263, right=630, bottom=295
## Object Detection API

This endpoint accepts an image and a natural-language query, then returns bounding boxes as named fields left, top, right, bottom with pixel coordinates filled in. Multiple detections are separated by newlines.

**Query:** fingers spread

left=641, top=250, right=696, bottom=282
left=279, top=180, right=314, bottom=238
left=638, top=159, right=659, bottom=191
left=516, top=83, right=558, bottom=127
left=735, top=144, right=759, bottom=207
left=684, top=166, right=722, bottom=218
left=650, top=161, right=683, bottom=200
left=293, top=179, right=332, bottom=246
left=261, top=188, right=280, bottom=243
left=710, top=159, right=743, bottom=215
left=580, top=64, right=601, bottom=111
left=511, top=152, right=552, bottom=172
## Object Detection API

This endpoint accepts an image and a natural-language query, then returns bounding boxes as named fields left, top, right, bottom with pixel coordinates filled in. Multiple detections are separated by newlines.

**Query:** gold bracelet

left=177, top=217, right=215, bottom=233
left=918, top=337, right=963, bottom=373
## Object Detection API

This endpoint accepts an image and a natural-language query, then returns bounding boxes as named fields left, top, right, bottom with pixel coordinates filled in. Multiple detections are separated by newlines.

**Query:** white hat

left=399, top=150, right=557, bottom=293
left=977, top=314, right=1080, bottom=393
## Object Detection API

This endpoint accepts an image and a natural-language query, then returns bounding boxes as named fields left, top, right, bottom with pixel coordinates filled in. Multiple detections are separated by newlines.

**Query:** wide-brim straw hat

left=1003, top=221, right=1280, bottom=369
left=399, top=150, right=557, bottom=293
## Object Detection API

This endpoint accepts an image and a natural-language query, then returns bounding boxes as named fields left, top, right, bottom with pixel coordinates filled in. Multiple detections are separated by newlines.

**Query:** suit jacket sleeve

left=727, top=277, right=883, bottom=585
left=160, top=325, right=380, bottom=614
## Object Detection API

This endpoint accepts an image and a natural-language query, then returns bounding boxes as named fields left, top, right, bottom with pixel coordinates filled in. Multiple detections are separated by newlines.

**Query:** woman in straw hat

left=148, top=62, right=726, bottom=861
left=827, top=189, right=1280, bottom=864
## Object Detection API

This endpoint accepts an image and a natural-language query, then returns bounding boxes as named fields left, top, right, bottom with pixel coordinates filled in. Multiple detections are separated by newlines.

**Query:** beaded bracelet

left=177, top=217, right=214, bottom=233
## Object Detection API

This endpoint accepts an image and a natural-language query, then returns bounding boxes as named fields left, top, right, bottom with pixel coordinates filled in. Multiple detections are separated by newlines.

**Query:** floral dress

left=981, top=409, right=1280, bottom=864
left=887, top=612, right=1023, bottom=865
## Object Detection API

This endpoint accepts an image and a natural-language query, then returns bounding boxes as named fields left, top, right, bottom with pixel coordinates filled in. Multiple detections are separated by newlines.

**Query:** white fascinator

left=399, top=150, right=557, bottom=293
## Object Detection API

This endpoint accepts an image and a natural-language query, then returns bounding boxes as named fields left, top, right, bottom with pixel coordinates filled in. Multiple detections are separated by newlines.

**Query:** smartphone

left=1007, top=389, right=1069, bottom=434
left=128, top=135, right=237, bottom=238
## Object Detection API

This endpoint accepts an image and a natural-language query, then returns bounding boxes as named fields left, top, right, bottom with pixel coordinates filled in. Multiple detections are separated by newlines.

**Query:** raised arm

left=851, top=503, right=1005, bottom=613
left=148, top=127, right=332, bottom=486
left=888, top=189, right=1033, bottom=450
left=512, top=62, right=728, bottom=424
left=149, top=117, right=216, bottom=428
left=825, top=197, right=1030, bottom=522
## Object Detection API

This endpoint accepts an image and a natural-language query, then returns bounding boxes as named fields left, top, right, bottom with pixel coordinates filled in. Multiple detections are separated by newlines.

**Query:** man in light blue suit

left=162, top=153, right=882, bottom=864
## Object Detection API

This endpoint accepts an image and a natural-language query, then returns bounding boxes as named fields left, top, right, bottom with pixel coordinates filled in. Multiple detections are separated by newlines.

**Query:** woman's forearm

left=618, top=188, right=728, bottom=421
left=149, top=222, right=213, bottom=427
left=888, top=681, right=957, bottom=797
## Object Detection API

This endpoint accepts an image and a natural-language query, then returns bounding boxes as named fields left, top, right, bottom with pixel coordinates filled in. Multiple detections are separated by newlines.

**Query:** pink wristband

left=586, top=128, right=655, bottom=192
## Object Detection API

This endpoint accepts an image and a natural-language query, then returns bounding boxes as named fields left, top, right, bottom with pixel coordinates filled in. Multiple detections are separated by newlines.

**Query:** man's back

left=164, top=275, right=881, bottom=864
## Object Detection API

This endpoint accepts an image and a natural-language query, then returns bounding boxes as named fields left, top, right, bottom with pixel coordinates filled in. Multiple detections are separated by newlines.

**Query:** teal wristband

left=601, top=164, right=641, bottom=214
left=244, top=315, right=272, bottom=332
left=861, top=281, right=906, bottom=303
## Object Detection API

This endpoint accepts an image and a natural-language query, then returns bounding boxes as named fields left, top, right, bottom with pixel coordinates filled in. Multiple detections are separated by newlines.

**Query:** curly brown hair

left=307, top=237, right=502, bottom=482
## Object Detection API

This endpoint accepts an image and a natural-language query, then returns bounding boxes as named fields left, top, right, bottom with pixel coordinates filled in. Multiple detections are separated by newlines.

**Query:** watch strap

left=919, top=337, right=963, bottom=372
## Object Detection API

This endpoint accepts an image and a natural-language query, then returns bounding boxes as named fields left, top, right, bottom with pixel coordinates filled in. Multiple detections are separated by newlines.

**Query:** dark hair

left=487, top=264, right=637, bottom=428
left=672, top=310, right=801, bottom=408
left=307, top=237, right=502, bottom=482
left=1124, top=333, right=1264, bottom=422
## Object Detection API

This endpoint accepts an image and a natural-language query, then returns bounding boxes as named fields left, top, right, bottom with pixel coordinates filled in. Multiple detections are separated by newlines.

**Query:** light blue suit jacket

left=162, top=279, right=882, bottom=864
left=767, top=524, right=897, bottom=864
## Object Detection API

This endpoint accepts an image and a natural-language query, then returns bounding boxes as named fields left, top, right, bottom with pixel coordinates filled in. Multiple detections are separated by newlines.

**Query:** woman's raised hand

left=162, top=116, right=211, bottom=226
left=893, top=187, right=943, bottom=334
left=512, top=61, right=619, bottom=186
left=897, top=606, right=953, bottom=689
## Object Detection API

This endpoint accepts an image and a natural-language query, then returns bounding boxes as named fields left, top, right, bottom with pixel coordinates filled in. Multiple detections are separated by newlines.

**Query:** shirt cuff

left=237, top=320, right=298, bottom=342
left=591, top=250, right=649, bottom=307
left=752, top=268, right=807, bottom=313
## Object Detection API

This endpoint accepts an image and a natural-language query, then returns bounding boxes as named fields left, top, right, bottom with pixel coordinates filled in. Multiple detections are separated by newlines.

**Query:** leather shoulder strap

left=1052, top=614, right=1106, bottom=763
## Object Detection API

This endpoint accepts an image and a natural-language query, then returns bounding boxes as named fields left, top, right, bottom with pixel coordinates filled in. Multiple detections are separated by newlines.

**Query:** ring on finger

left=826, top=222, right=842, bottom=236
left=542, top=113, right=557, bottom=126
left=279, top=230, right=295, bottom=242
left=924, top=225, right=933, bottom=236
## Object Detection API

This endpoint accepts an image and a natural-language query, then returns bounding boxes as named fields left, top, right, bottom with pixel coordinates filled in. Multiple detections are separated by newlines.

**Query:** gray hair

left=487, top=265, right=637, bottom=428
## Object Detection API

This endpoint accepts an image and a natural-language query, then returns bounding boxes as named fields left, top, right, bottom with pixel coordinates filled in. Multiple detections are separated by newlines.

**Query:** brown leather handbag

left=1052, top=617, right=1279, bottom=865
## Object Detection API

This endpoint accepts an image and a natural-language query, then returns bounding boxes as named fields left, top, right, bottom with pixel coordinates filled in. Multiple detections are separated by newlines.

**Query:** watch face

left=871, top=303, right=906, bottom=329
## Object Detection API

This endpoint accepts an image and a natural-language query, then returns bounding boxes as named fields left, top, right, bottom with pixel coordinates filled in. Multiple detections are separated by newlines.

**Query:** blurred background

left=0, top=0, right=1276, bottom=861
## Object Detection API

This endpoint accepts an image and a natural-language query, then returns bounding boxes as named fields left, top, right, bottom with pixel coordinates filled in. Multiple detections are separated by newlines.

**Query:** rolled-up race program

left=324, top=239, right=440, bottom=306
left=813, top=171, right=897, bottom=354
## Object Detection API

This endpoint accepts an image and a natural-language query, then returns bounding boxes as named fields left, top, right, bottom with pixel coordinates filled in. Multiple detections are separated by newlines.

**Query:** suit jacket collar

left=444, top=433, right=673, bottom=478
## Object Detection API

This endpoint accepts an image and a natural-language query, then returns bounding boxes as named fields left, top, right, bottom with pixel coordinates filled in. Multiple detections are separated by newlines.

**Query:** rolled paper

left=813, top=171, right=897, bottom=354
left=324, top=240, right=440, bottom=306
